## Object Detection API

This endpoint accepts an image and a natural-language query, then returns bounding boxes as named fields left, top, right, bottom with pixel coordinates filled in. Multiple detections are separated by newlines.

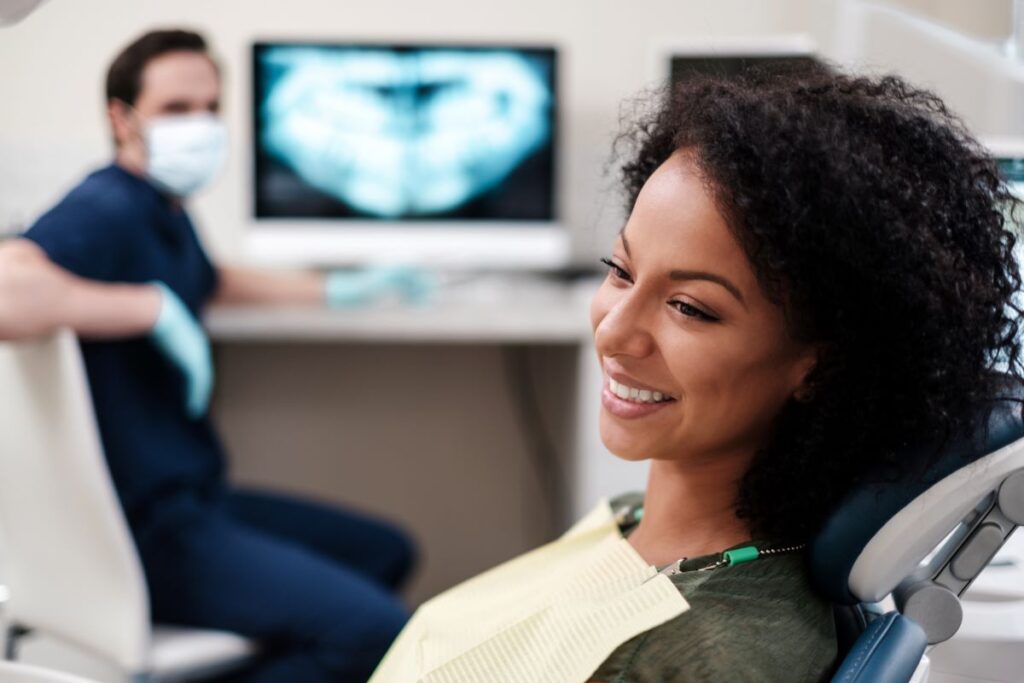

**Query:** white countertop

left=205, top=276, right=599, bottom=344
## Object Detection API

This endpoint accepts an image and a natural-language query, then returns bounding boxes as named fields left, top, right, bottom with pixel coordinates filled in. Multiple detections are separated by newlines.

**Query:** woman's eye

left=600, top=257, right=632, bottom=283
left=669, top=300, right=718, bottom=322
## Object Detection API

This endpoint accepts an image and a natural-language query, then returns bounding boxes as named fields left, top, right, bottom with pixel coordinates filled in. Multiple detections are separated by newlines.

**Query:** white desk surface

left=205, top=277, right=599, bottom=344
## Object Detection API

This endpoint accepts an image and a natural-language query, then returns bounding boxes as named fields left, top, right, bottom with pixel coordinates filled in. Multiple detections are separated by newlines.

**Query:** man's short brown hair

left=105, top=29, right=211, bottom=106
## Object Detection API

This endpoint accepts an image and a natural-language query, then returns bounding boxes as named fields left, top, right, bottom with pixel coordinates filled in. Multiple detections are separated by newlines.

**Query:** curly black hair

left=614, top=64, right=1024, bottom=541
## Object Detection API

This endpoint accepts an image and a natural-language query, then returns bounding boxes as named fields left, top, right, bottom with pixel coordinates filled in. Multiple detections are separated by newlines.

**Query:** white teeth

left=608, top=378, right=670, bottom=404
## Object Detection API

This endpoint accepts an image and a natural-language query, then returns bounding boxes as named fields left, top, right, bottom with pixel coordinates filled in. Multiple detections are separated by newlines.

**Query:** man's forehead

left=138, top=51, right=220, bottom=103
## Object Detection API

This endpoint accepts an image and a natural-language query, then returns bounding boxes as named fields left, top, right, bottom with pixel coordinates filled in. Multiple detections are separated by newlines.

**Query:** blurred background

left=1, top=0, right=1020, bottom=261
left=1, top=1, right=1023, bottom=681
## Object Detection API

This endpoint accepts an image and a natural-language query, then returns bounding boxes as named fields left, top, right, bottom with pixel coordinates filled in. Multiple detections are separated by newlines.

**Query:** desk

left=205, top=289, right=591, bottom=344
left=204, top=278, right=649, bottom=604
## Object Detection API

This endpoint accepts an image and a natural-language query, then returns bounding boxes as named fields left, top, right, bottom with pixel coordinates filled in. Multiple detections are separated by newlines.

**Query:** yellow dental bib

left=369, top=500, right=689, bottom=683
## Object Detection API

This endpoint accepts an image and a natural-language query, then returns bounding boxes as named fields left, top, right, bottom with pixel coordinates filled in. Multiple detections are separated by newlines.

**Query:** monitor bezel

left=984, top=136, right=1024, bottom=161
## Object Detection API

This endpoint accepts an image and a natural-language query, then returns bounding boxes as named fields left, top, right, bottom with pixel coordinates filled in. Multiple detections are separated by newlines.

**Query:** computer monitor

left=651, top=34, right=822, bottom=85
left=249, top=41, right=565, bottom=268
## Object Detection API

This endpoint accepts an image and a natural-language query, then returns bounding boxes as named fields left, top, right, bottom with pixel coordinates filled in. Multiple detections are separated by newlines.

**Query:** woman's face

left=591, top=151, right=817, bottom=466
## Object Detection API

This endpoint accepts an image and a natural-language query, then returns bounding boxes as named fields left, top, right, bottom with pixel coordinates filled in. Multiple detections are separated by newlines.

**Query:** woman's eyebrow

left=668, top=269, right=746, bottom=308
left=621, top=233, right=747, bottom=308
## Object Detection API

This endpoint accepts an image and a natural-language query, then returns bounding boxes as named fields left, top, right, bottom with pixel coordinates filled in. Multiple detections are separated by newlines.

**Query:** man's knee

left=312, top=594, right=407, bottom=678
left=376, top=524, right=417, bottom=589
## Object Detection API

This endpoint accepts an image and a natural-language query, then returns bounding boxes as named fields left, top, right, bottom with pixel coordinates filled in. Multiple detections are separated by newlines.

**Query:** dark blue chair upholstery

left=831, top=613, right=926, bottom=683
left=810, top=383, right=1024, bottom=683
left=812, top=386, right=1024, bottom=605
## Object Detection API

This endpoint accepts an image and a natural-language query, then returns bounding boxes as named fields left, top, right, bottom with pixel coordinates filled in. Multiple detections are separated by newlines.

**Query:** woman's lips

left=601, top=381, right=676, bottom=419
left=604, top=368, right=674, bottom=396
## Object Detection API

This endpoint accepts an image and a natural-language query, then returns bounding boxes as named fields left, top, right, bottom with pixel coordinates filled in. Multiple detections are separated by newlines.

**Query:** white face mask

left=143, top=113, right=227, bottom=197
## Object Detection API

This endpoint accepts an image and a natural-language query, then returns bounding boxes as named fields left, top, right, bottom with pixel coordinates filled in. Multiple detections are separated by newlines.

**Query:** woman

left=377, top=65, right=1024, bottom=683
left=589, top=64, right=1024, bottom=681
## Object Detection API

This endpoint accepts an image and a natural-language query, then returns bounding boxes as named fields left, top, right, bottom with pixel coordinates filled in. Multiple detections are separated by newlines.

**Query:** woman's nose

left=594, top=290, right=655, bottom=360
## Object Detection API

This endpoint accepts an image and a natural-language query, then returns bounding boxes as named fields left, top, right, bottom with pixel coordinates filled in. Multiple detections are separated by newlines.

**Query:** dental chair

left=812, top=383, right=1024, bottom=683
left=0, top=661, right=102, bottom=683
left=0, top=330, right=257, bottom=682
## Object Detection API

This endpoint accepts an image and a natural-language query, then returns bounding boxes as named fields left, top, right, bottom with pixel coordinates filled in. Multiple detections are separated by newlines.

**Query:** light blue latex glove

left=324, top=265, right=435, bottom=308
left=148, top=281, right=213, bottom=419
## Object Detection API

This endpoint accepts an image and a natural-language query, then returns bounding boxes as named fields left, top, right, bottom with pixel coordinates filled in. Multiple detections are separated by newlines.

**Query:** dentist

left=0, top=29, right=416, bottom=683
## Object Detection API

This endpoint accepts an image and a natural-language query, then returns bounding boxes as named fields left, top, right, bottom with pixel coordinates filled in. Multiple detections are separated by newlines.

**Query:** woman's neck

left=627, top=455, right=754, bottom=567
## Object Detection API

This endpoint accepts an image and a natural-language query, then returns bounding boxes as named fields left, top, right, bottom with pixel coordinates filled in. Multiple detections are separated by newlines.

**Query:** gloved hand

left=324, top=265, right=435, bottom=308
left=148, top=281, right=213, bottom=419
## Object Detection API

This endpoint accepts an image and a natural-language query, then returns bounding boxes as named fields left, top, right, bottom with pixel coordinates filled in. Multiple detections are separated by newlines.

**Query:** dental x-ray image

left=253, top=43, right=557, bottom=221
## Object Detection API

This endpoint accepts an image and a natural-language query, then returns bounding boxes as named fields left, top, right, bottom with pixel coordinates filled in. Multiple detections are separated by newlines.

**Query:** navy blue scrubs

left=24, top=165, right=413, bottom=683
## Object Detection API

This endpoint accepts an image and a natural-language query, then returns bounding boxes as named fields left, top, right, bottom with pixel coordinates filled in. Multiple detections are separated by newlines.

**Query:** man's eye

left=163, top=102, right=191, bottom=114
left=600, top=257, right=632, bottom=282
left=669, top=300, right=718, bottom=322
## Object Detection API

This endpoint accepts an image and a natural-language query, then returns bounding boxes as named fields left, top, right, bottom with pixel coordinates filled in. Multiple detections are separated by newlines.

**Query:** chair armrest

left=831, top=612, right=926, bottom=683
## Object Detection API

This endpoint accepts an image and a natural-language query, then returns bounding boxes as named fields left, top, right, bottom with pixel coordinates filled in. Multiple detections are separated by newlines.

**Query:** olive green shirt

left=591, top=499, right=837, bottom=682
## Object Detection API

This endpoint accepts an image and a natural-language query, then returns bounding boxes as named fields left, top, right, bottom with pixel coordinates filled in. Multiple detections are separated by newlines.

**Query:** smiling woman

left=585, top=146, right=834, bottom=683
left=592, top=151, right=816, bottom=487
left=612, top=65, right=1024, bottom=547
left=586, top=63, right=1024, bottom=682
left=368, top=63, right=1024, bottom=683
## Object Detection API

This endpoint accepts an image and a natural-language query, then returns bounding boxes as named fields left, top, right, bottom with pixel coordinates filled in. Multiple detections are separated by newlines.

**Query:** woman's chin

left=599, top=420, right=656, bottom=462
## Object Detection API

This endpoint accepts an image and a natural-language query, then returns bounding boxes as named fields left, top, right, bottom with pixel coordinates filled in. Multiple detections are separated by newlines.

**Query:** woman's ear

left=793, top=384, right=815, bottom=403
left=790, top=346, right=820, bottom=403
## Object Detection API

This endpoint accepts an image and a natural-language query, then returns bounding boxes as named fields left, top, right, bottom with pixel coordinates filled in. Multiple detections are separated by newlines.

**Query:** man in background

left=0, top=29, right=416, bottom=682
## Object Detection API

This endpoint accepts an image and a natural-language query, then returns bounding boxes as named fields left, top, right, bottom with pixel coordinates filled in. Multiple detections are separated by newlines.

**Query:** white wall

left=1, top=1, right=1019, bottom=260
left=887, top=0, right=1013, bottom=40
left=0, top=0, right=828, bottom=263
left=824, top=0, right=1024, bottom=139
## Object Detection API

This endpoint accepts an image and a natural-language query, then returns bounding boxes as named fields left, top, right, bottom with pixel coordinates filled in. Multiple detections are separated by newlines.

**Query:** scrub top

left=23, top=164, right=225, bottom=535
